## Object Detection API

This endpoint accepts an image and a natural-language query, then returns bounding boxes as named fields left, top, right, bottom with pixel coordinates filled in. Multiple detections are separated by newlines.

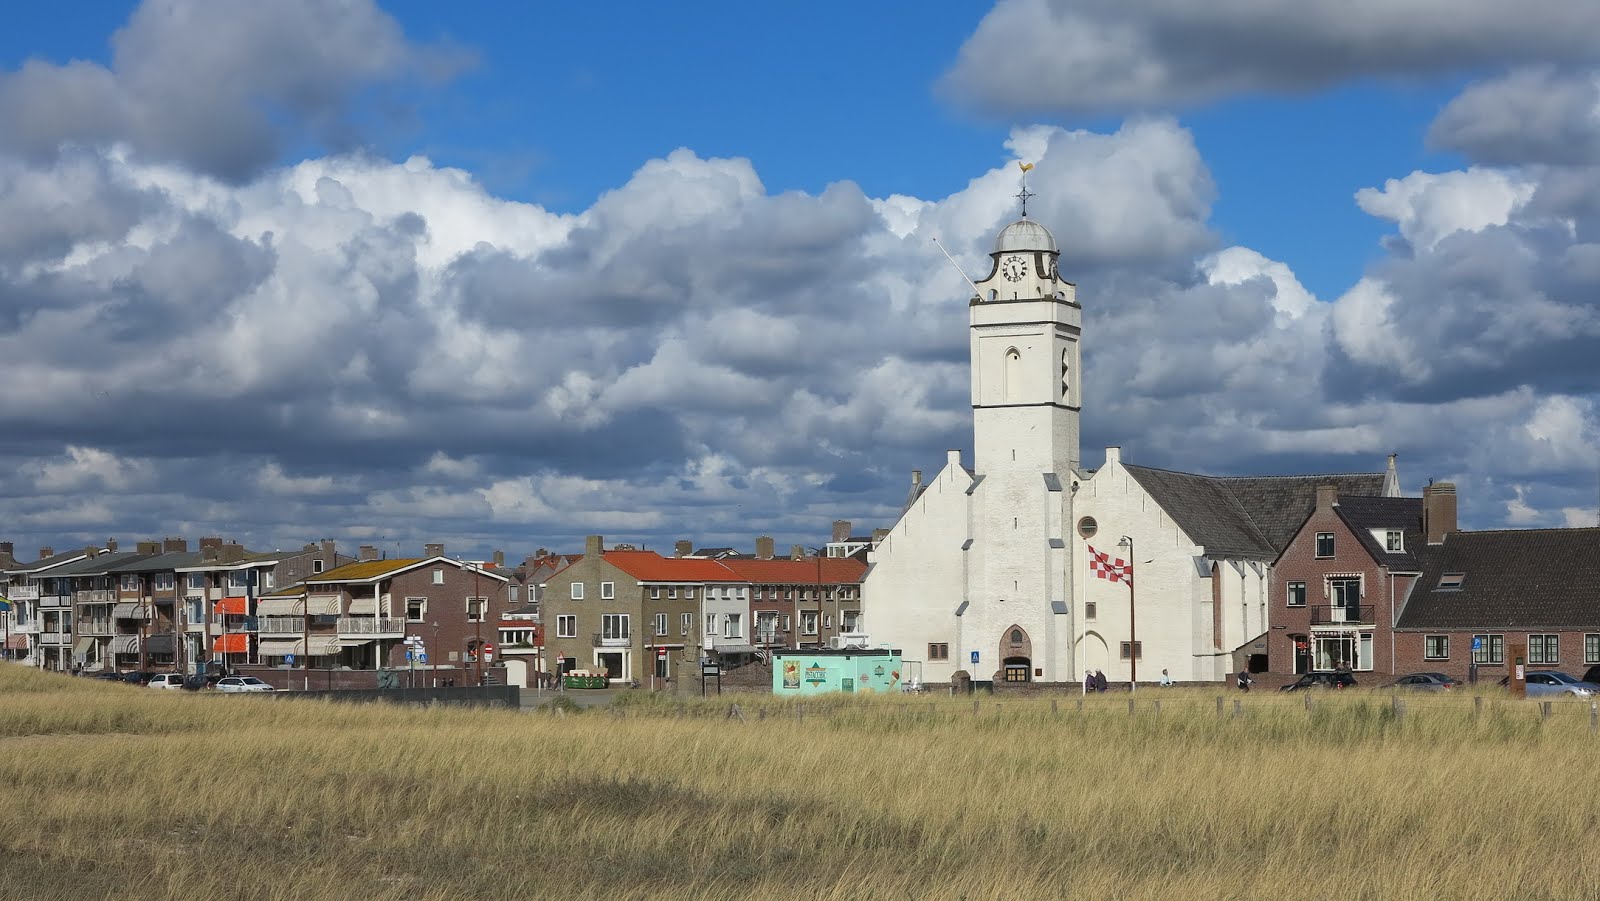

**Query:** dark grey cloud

left=1429, top=68, right=1600, bottom=166
left=941, top=0, right=1600, bottom=116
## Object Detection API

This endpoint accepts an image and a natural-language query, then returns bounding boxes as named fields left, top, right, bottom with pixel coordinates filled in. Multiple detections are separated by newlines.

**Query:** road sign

left=418, top=653, right=427, bottom=663
left=405, top=650, right=413, bottom=662
left=970, top=650, right=979, bottom=665
left=285, top=654, right=295, bottom=665
left=1472, top=636, right=1483, bottom=651
left=657, top=647, right=667, bottom=658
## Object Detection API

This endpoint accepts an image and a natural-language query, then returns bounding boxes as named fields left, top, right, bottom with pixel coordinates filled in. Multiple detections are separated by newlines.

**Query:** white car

left=147, top=673, right=185, bottom=690
left=215, top=676, right=277, bottom=693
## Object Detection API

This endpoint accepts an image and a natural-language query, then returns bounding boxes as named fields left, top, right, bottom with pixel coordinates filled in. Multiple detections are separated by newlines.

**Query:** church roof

left=993, top=218, right=1058, bottom=254
left=1122, top=465, right=1388, bottom=559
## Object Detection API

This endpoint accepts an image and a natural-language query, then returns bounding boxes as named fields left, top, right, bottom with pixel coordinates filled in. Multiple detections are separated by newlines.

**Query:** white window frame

left=571, top=583, right=585, bottom=600
left=153, top=573, right=174, bottom=591
left=508, top=586, right=519, bottom=602
left=705, top=613, right=716, bottom=636
left=313, top=559, right=325, bottom=574
left=823, top=614, right=833, bottom=630
left=601, top=614, right=630, bottom=641
left=680, top=612, right=692, bottom=636
left=1423, top=635, right=1449, bottom=660
left=121, top=575, right=140, bottom=591
left=1385, top=530, right=1404, bottom=552
left=782, top=614, right=792, bottom=632
left=466, top=597, right=487, bottom=623
left=230, top=571, right=250, bottom=590
left=432, top=569, right=444, bottom=585
left=1286, top=581, right=1306, bottom=607
left=1315, top=532, right=1335, bottom=558
left=556, top=615, right=576, bottom=639
left=668, top=587, right=677, bottom=599
left=406, top=597, right=427, bottom=623
left=801, top=611, right=818, bottom=636
left=724, top=613, right=742, bottom=639
left=188, top=573, right=205, bottom=590
left=601, top=581, right=615, bottom=600
left=685, top=587, right=695, bottom=599
left=654, top=613, right=667, bottom=637
left=650, top=587, right=661, bottom=600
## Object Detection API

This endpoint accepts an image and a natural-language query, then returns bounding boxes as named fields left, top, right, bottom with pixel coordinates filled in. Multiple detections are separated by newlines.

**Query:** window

left=1529, top=634, right=1559, bottom=665
left=681, top=613, right=692, bottom=636
left=466, top=598, right=487, bottom=622
left=1315, top=533, right=1335, bottom=558
left=1084, top=601, right=1097, bottom=621
left=556, top=615, right=576, bottom=639
left=1385, top=530, right=1404, bottom=552
left=1358, top=633, right=1374, bottom=671
left=571, top=583, right=585, bottom=600
left=1587, top=634, right=1600, bottom=665
left=601, top=581, right=615, bottom=600
left=654, top=613, right=667, bottom=637
left=188, top=573, right=205, bottom=590
left=508, top=586, right=519, bottom=602
left=313, top=559, right=325, bottom=574
left=841, top=611, right=860, bottom=632
left=1437, top=573, right=1465, bottom=590
left=263, top=572, right=275, bottom=590
left=1119, top=641, right=1143, bottom=659
left=1472, top=634, right=1504, bottom=665
left=1009, top=628, right=1023, bottom=644
left=121, top=575, right=140, bottom=591
left=432, top=569, right=444, bottom=585
left=186, top=598, right=204, bottom=623
left=668, top=588, right=677, bottom=599
left=1424, top=635, right=1449, bottom=660
left=650, top=587, right=661, bottom=600
left=756, top=611, right=778, bottom=641
left=534, top=585, right=545, bottom=602
left=601, top=614, right=629, bottom=641
left=1286, top=581, right=1306, bottom=607
left=685, top=587, right=695, bottom=599
left=928, top=643, right=949, bottom=660
left=706, top=614, right=717, bottom=636
left=1077, top=516, right=1098, bottom=539
left=823, top=614, right=832, bottom=630
left=781, top=614, right=792, bottom=632
left=153, top=573, right=174, bottom=591
left=230, top=571, right=249, bottom=590
left=801, top=611, right=818, bottom=635
left=724, top=613, right=742, bottom=639
left=406, top=598, right=426, bottom=622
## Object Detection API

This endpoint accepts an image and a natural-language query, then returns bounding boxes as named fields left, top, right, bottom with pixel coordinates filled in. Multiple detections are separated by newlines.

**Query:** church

left=862, top=207, right=1398, bottom=686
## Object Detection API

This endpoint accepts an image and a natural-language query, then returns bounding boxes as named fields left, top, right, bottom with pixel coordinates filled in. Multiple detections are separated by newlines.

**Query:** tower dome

left=993, top=218, right=1058, bottom=255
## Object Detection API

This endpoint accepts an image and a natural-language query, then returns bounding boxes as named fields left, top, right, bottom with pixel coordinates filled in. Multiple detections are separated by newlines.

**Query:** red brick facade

left=1392, top=629, right=1600, bottom=681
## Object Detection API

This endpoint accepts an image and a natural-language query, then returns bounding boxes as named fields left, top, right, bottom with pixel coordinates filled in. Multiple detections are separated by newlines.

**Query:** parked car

left=92, top=671, right=125, bottom=682
left=1498, top=671, right=1600, bottom=697
left=147, top=673, right=185, bottom=690
left=1583, top=664, right=1600, bottom=686
left=182, top=673, right=223, bottom=691
left=1280, top=672, right=1357, bottom=692
left=215, top=676, right=276, bottom=693
left=1386, top=672, right=1459, bottom=692
left=120, top=671, right=155, bottom=685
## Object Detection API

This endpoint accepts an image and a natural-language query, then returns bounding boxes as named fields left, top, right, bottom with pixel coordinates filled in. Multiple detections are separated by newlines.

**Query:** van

left=147, top=673, right=185, bottom=690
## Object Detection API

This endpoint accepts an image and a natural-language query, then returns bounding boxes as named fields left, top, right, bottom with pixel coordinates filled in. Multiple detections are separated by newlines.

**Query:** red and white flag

left=1088, top=545, right=1132, bottom=585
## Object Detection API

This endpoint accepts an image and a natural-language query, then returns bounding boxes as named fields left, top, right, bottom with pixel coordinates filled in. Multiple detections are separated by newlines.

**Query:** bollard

left=1232, top=699, right=1242, bottom=719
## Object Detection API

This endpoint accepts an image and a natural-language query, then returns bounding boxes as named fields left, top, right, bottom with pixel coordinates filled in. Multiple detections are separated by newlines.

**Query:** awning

left=258, top=639, right=300, bottom=657
left=212, top=633, right=249, bottom=654
left=256, top=597, right=302, bottom=617
left=713, top=643, right=759, bottom=656
left=348, top=597, right=377, bottom=616
left=305, top=595, right=341, bottom=616
left=73, top=636, right=94, bottom=654
left=112, top=602, right=144, bottom=619
left=308, top=636, right=340, bottom=656
left=111, top=635, right=140, bottom=655
left=4, top=634, right=27, bottom=650
left=339, top=638, right=373, bottom=648
left=213, top=597, right=247, bottom=616
left=145, top=633, right=175, bottom=655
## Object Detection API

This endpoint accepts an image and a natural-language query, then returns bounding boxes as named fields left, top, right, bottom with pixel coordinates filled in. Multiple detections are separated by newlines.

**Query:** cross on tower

left=1015, top=183, right=1035, bottom=218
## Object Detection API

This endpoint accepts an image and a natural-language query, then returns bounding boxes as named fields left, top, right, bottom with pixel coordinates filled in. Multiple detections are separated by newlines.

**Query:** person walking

left=1083, top=671, right=1095, bottom=694
left=1237, top=668, right=1253, bottom=692
left=1159, top=668, right=1172, bottom=687
left=1093, top=669, right=1108, bottom=693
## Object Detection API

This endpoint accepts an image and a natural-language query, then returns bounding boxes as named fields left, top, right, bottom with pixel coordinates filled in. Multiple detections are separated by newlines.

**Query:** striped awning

left=256, top=597, right=302, bottom=617
left=347, top=596, right=377, bottom=616
left=308, top=636, right=340, bottom=656
left=212, top=633, right=249, bottom=654
left=258, top=639, right=300, bottom=657
left=112, top=602, right=144, bottom=619
left=338, top=638, right=373, bottom=648
left=111, top=635, right=140, bottom=655
left=305, top=595, right=342, bottom=616
left=4, top=634, right=27, bottom=650
left=257, top=636, right=341, bottom=657
left=213, top=597, right=247, bottom=616
left=73, top=636, right=94, bottom=654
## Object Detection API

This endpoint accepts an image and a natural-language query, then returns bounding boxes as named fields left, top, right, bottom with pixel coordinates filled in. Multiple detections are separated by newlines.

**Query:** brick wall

left=1393, top=630, right=1600, bottom=681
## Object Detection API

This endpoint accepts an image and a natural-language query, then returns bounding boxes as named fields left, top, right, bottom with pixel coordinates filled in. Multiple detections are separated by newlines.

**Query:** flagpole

left=1119, top=535, right=1136, bottom=692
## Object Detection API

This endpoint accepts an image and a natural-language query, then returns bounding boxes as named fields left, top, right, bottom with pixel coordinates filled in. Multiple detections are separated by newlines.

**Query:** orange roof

left=717, top=557, right=867, bottom=585
left=600, top=550, right=742, bottom=582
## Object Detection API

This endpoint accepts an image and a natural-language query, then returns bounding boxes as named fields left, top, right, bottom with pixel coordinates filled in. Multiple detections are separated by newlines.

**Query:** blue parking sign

left=1472, top=636, right=1482, bottom=651
left=970, top=650, right=979, bottom=665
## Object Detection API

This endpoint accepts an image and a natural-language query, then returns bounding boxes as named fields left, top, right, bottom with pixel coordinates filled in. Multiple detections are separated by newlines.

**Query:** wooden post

left=1216, top=696, right=1224, bottom=718
left=1542, top=701, right=1551, bottom=722
left=1051, top=699, right=1058, bottom=715
left=1304, top=694, right=1312, bottom=712
left=973, top=699, right=980, bottom=716
left=1232, top=699, right=1242, bottom=719
left=1127, top=698, right=1135, bottom=717
left=1391, top=695, right=1403, bottom=720
left=1153, top=699, right=1161, bottom=716
left=1473, top=696, right=1482, bottom=718
left=1590, top=702, right=1597, bottom=733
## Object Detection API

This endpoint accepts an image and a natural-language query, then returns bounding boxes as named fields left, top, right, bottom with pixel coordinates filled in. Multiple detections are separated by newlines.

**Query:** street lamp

left=1117, top=535, right=1137, bottom=692
left=430, top=619, right=442, bottom=687
left=805, top=546, right=826, bottom=650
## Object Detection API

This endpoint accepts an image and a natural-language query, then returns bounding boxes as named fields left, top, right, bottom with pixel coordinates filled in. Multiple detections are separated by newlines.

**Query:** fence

left=269, top=684, right=520, bottom=708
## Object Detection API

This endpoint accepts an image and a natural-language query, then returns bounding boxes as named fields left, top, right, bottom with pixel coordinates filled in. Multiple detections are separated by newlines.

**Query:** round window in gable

left=1077, top=516, right=1098, bottom=540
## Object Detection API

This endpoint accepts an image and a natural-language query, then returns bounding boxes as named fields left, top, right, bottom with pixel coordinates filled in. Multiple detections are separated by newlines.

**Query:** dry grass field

left=2, top=665, right=1599, bottom=900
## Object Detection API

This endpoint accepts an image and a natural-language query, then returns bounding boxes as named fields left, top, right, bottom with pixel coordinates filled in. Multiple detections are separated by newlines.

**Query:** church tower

left=962, top=205, right=1081, bottom=683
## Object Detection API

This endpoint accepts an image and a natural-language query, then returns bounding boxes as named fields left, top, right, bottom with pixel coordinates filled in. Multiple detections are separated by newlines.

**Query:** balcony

left=8, top=587, right=38, bottom=601
left=41, top=631, right=71, bottom=645
left=592, top=632, right=631, bottom=648
left=257, top=618, right=304, bottom=635
left=755, top=630, right=786, bottom=645
left=79, top=619, right=114, bottom=636
left=73, top=590, right=113, bottom=603
left=1310, top=604, right=1374, bottom=626
left=337, top=617, right=405, bottom=637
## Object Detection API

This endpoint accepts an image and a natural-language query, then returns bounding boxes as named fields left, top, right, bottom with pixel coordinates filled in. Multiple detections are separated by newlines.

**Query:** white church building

left=862, top=214, right=1398, bottom=686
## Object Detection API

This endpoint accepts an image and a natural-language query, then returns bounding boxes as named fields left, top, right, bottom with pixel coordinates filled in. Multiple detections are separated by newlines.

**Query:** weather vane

left=1016, top=161, right=1035, bottom=217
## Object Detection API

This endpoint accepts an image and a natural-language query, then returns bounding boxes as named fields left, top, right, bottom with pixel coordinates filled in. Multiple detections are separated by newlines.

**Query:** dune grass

left=2, top=666, right=1598, bottom=900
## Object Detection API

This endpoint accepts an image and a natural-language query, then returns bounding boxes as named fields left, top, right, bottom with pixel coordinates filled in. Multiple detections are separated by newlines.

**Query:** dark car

left=1386, top=672, right=1459, bottom=692
left=120, top=671, right=154, bottom=685
left=1280, top=672, right=1357, bottom=692
left=182, top=673, right=223, bottom=691
left=92, top=671, right=125, bottom=682
left=1584, top=664, right=1600, bottom=686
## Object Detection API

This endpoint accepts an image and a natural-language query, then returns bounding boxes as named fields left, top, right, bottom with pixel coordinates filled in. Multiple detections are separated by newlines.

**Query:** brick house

left=1268, top=487, right=1425, bottom=680
left=1394, top=518, right=1600, bottom=682
left=718, top=544, right=866, bottom=651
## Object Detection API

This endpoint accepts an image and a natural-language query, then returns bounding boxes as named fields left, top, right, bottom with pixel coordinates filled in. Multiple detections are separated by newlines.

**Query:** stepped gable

left=1123, top=465, right=1387, bottom=559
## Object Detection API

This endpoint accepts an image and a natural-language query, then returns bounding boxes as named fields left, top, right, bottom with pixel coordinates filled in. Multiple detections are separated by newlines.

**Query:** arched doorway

left=1076, top=631, right=1109, bottom=680
left=1000, top=625, right=1031, bottom=682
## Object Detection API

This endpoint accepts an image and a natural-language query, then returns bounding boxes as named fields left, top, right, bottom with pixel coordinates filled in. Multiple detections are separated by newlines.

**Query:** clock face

left=1001, top=255, right=1028, bottom=282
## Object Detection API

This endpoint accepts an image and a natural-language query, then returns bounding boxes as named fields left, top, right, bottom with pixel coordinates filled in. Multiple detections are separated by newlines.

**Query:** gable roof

left=310, top=556, right=512, bottom=585
left=1397, top=528, right=1600, bottom=631
left=4, top=549, right=96, bottom=575
left=33, top=552, right=151, bottom=577
left=717, top=557, right=868, bottom=585
left=1123, top=465, right=1388, bottom=559
left=1333, top=496, right=1425, bottom=572
left=601, top=551, right=741, bottom=582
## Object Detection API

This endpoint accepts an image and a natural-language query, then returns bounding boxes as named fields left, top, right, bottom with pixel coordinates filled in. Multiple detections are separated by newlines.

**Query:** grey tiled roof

left=1334, top=496, right=1425, bottom=572
left=32, top=552, right=151, bottom=577
left=1123, top=465, right=1388, bottom=559
left=1397, top=528, right=1600, bottom=631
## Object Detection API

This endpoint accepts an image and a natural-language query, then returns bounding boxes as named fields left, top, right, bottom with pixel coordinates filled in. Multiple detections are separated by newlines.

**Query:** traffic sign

left=1472, top=636, right=1483, bottom=651
left=970, top=650, right=979, bottom=665
left=657, top=647, right=667, bottom=658
left=405, top=650, right=413, bottom=662
left=418, top=653, right=427, bottom=663
left=285, top=654, right=295, bottom=665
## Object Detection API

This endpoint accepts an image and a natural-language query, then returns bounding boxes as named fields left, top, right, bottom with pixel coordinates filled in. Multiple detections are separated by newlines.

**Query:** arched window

left=1010, top=628, right=1024, bottom=644
left=1004, top=348, right=1021, bottom=403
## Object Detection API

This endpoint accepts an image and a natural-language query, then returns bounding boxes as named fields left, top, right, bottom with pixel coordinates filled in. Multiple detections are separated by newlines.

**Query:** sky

left=0, top=0, right=1597, bottom=562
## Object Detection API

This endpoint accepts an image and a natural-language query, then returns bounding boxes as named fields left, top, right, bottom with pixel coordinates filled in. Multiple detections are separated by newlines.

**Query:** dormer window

left=1385, top=531, right=1404, bottom=552
left=1437, top=573, right=1465, bottom=591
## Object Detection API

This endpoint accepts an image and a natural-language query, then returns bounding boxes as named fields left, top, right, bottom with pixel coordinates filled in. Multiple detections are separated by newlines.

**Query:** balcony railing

left=73, top=590, right=114, bottom=603
left=755, top=630, right=785, bottom=645
left=79, top=620, right=114, bottom=636
left=41, top=631, right=71, bottom=645
left=257, top=618, right=304, bottom=635
left=337, top=617, right=405, bottom=635
left=592, top=632, right=630, bottom=648
left=1310, top=604, right=1374, bottom=625
left=8, top=587, right=38, bottom=601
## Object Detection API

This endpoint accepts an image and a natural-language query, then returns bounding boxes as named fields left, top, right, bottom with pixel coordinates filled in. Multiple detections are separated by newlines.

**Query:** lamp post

left=471, top=562, right=484, bottom=687
left=805, top=546, right=826, bottom=649
left=301, top=592, right=310, bottom=691
left=430, top=620, right=442, bottom=688
left=1117, top=535, right=1137, bottom=692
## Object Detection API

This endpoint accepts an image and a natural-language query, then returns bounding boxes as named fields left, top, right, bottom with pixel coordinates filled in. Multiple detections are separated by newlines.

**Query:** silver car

left=1517, top=671, right=1600, bottom=697
left=215, top=676, right=277, bottom=693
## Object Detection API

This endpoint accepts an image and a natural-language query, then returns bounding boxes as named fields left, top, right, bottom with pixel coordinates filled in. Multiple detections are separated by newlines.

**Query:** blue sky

left=0, top=0, right=1596, bottom=558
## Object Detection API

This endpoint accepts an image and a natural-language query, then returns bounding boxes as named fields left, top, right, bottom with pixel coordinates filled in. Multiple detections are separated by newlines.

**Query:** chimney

left=832, top=520, right=851, bottom=543
left=202, top=543, right=221, bottom=562
left=136, top=540, right=161, bottom=555
left=302, top=542, right=317, bottom=553
left=219, top=542, right=244, bottom=564
left=321, top=539, right=336, bottom=556
left=201, top=537, right=224, bottom=552
left=755, top=536, right=775, bottom=560
left=790, top=544, right=804, bottom=561
left=105, top=538, right=117, bottom=552
left=911, top=470, right=922, bottom=490
left=1424, top=482, right=1458, bottom=545
left=493, top=550, right=505, bottom=568
left=871, top=528, right=889, bottom=544
left=1315, top=484, right=1339, bottom=512
left=585, top=535, right=603, bottom=557
left=424, top=543, right=444, bottom=558
left=39, top=546, right=54, bottom=560
left=163, top=537, right=188, bottom=553
left=674, top=540, right=692, bottom=558
left=359, top=545, right=380, bottom=562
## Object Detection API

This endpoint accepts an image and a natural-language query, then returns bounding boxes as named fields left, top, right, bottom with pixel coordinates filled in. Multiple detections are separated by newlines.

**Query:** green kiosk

left=771, top=648, right=904, bottom=696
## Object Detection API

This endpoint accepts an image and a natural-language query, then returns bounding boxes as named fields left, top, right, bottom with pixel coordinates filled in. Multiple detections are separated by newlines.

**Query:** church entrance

left=1003, top=657, right=1031, bottom=682
left=999, top=626, right=1032, bottom=681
